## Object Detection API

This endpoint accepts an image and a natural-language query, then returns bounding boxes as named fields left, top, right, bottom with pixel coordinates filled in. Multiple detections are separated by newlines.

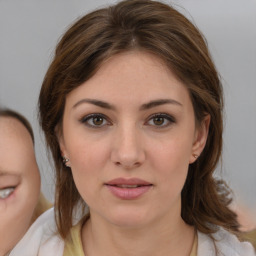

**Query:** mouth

left=105, top=178, right=153, bottom=200
left=105, top=177, right=152, bottom=186
left=111, top=184, right=148, bottom=188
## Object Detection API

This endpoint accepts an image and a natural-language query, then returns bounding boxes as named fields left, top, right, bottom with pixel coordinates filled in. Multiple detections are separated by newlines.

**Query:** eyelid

left=148, top=113, right=176, bottom=121
left=79, top=113, right=112, bottom=128
left=146, top=113, right=176, bottom=127
left=0, top=187, right=15, bottom=199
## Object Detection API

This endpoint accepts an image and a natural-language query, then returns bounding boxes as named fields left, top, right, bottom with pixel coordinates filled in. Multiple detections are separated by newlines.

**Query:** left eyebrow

left=72, top=99, right=116, bottom=110
left=140, top=99, right=182, bottom=111
left=0, top=170, right=21, bottom=177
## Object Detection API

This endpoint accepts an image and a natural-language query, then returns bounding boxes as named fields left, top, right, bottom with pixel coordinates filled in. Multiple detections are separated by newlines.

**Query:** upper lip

left=105, top=178, right=152, bottom=186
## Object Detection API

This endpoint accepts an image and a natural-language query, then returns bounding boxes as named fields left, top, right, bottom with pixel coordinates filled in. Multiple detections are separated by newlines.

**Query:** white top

left=10, top=208, right=255, bottom=256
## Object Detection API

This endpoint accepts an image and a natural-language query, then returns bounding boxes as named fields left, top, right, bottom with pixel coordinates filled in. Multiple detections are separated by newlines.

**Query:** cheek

left=23, top=160, right=41, bottom=203
left=68, top=139, right=110, bottom=201
left=16, top=163, right=41, bottom=222
left=0, top=176, right=40, bottom=248
left=150, top=138, right=192, bottom=191
left=69, top=137, right=110, bottom=170
left=151, top=135, right=193, bottom=170
left=0, top=206, right=33, bottom=251
left=18, top=171, right=41, bottom=221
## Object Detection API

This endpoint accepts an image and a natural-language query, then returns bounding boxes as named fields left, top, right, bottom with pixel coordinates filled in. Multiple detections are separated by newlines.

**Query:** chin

left=106, top=208, right=152, bottom=228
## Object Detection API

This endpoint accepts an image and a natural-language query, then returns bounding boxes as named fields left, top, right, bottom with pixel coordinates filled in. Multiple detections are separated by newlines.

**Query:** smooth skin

left=59, top=51, right=210, bottom=256
left=0, top=117, right=40, bottom=256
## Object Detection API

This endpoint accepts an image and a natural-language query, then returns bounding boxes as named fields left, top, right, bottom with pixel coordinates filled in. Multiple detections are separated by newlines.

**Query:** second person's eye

left=0, top=187, right=15, bottom=199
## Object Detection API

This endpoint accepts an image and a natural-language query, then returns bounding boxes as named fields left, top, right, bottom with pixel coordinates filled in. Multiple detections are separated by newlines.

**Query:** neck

left=81, top=213, right=195, bottom=256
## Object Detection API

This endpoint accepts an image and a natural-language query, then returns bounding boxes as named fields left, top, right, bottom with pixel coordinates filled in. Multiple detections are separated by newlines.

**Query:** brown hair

left=38, top=0, right=239, bottom=239
left=0, top=108, right=35, bottom=144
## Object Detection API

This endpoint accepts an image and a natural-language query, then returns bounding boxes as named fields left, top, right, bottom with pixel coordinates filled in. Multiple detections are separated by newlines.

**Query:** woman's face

left=0, top=117, right=40, bottom=254
left=60, top=51, right=209, bottom=228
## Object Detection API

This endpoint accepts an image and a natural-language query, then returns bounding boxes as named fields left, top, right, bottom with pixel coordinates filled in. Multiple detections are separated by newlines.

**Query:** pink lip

left=106, top=178, right=152, bottom=186
left=105, top=178, right=152, bottom=200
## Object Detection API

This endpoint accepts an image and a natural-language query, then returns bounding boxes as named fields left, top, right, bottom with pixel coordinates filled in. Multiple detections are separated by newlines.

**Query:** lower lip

left=105, top=185, right=152, bottom=200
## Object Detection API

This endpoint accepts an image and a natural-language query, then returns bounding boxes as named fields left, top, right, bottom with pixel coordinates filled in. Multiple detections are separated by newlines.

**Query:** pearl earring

left=193, top=154, right=199, bottom=159
left=63, top=156, right=70, bottom=167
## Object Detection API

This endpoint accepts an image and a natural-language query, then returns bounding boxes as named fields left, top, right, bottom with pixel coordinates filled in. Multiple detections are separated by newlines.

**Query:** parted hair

left=38, top=0, right=239, bottom=239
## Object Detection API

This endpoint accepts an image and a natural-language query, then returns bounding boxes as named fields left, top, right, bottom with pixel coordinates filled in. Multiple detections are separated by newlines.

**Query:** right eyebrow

left=72, top=99, right=116, bottom=110
left=0, top=170, right=20, bottom=177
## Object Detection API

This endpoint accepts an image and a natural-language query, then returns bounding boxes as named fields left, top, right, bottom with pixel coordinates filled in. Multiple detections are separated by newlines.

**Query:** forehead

left=0, top=117, right=35, bottom=174
left=0, top=116, right=33, bottom=151
left=65, top=51, right=191, bottom=108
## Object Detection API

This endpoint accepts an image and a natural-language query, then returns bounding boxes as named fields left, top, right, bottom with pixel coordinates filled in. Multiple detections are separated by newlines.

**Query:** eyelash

left=80, top=113, right=175, bottom=129
left=0, top=187, right=15, bottom=199
left=80, top=113, right=111, bottom=128
left=146, top=113, right=176, bottom=128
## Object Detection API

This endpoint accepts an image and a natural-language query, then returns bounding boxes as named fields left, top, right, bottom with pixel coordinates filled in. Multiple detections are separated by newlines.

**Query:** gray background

left=0, top=0, right=255, bottom=214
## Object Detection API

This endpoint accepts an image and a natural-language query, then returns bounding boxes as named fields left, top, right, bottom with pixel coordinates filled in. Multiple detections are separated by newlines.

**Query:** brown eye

left=153, top=117, right=165, bottom=126
left=93, top=116, right=104, bottom=126
left=81, top=114, right=110, bottom=128
left=146, top=113, right=175, bottom=128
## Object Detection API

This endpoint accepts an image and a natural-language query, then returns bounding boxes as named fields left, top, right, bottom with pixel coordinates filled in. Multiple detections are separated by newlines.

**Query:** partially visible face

left=0, top=117, right=40, bottom=254
left=60, top=51, right=209, bottom=229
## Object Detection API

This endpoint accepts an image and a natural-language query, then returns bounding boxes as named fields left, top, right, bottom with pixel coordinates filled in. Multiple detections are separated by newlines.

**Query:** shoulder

left=10, top=208, right=64, bottom=256
left=197, top=228, right=256, bottom=256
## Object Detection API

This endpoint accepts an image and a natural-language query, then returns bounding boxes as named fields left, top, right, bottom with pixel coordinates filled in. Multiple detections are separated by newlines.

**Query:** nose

left=110, top=124, right=145, bottom=169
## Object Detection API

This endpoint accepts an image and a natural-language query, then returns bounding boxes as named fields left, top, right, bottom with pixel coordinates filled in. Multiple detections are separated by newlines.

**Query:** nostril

left=110, top=139, right=146, bottom=169
left=114, top=161, right=141, bottom=169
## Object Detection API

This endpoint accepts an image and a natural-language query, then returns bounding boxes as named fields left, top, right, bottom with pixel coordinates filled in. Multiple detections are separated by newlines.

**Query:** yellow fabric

left=32, top=192, right=52, bottom=222
left=63, top=220, right=84, bottom=256
left=241, top=229, right=256, bottom=250
left=190, top=233, right=198, bottom=256
left=63, top=221, right=198, bottom=256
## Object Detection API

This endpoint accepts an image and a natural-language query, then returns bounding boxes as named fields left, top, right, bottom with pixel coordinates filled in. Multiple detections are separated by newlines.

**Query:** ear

left=189, top=114, right=210, bottom=164
left=55, top=124, right=68, bottom=158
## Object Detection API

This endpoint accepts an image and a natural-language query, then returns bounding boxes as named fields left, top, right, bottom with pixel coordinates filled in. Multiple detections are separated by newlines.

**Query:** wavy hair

left=38, top=0, right=239, bottom=238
